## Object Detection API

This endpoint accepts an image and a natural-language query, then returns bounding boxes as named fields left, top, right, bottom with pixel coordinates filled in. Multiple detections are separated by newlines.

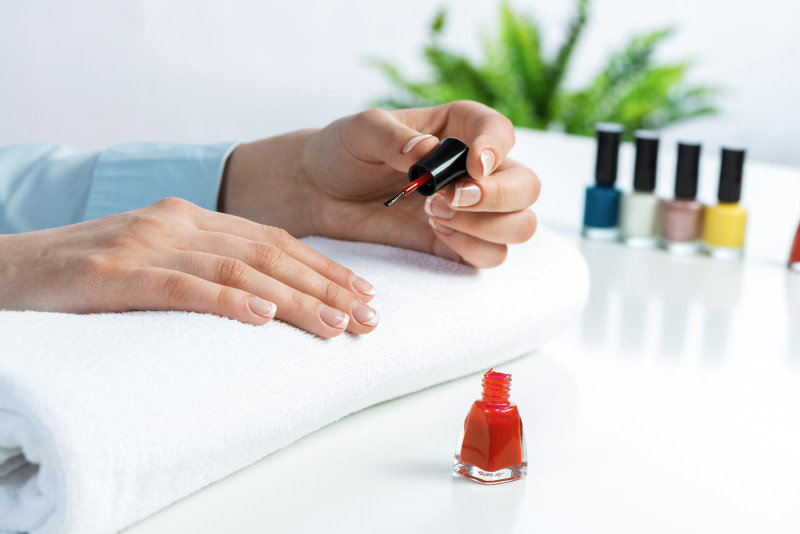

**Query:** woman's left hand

left=221, top=101, right=540, bottom=268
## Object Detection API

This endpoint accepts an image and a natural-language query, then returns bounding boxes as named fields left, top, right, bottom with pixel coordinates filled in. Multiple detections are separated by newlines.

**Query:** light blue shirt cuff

left=84, top=142, right=239, bottom=221
left=0, top=145, right=99, bottom=234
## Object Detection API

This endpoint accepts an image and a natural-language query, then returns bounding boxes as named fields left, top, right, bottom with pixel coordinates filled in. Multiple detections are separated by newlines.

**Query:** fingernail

left=428, top=217, right=454, bottom=235
left=480, top=149, right=496, bottom=176
left=424, top=194, right=455, bottom=219
left=351, top=300, right=379, bottom=327
left=451, top=183, right=481, bottom=207
left=402, top=134, right=432, bottom=154
left=248, top=297, right=276, bottom=318
left=350, top=274, right=376, bottom=296
left=319, top=304, right=350, bottom=329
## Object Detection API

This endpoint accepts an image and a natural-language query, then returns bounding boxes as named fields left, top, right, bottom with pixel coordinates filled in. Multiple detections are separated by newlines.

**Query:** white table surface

left=125, top=130, right=800, bottom=533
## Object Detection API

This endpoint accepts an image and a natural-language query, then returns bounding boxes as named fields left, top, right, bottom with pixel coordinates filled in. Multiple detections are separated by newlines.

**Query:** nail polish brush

left=384, top=137, right=470, bottom=206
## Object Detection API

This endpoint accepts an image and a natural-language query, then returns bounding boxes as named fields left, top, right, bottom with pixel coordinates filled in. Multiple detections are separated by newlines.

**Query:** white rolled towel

left=0, top=227, right=588, bottom=534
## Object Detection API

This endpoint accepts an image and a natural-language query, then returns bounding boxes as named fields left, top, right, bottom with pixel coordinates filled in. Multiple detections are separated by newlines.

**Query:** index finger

left=393, top=100, right=516, bottom=179
left=152, top=199, right=376, bottom=301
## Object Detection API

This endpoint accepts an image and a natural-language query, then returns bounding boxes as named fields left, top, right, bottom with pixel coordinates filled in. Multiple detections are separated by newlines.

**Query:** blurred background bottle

left=619, top=131, right=662, bottom=248
left=582, top=123, right=623, bottom=242
left=662, top=142, right=704, bottom=255
left=703, top=148, right=747, bottom=259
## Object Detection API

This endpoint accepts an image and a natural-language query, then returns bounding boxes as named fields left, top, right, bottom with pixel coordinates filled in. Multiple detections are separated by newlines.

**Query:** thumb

left=342, top=108, right=440, bottom=173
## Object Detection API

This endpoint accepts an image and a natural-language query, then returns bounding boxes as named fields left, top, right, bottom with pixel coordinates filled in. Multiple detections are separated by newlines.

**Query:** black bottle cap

left=675, top=142, right=701, bottom=199
left=718, top=147, right=745, bottom=203
left=409, top=137, right=469, bottom=196
left=594, top=123, right=622, bottom=186
left=633, top=130, right=659, bottom=192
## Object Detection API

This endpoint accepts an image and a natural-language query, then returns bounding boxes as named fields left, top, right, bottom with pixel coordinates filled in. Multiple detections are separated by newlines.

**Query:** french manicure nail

left=428, top=217, right=454, bottom=235
left=451, top=183, right=481, bottom=207
left=350, top=274, right=376, bottom=296
left=319, top=304, right=350, bottom=329
left=425, top=194, right=456, bottom=219
left=480, top=149, right=496, bottom=176
left=351, top=300, right=379, bottom=327
left=248, top=297, right=276, bottom=318
left=402, top=134, right=432, bottom=154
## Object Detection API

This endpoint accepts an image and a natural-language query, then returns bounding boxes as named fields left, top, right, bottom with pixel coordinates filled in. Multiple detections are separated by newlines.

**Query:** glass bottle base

left=453, top=456, right=527, bottom=485
left=622, top=235, right=659, bottom=249
left=582, top=226, right=618, bottom=242
left=704, top=244, right=743, bottom=260
left=662, top=240, right=701, bottom=256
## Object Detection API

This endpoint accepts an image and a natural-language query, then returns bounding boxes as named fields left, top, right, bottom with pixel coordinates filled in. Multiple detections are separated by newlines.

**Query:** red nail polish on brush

left=453, top=369, right=527, bottom=484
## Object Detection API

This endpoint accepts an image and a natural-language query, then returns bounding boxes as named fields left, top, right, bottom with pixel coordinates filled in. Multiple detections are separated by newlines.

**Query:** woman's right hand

left=0, top=197, right=378, bottom=338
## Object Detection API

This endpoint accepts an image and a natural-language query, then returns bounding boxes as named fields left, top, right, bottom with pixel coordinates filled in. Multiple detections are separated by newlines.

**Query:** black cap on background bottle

left=594, top=123, right=622, bottom=186
left=718, top=147, right=745, bottom=203
left=633, top=130, right=659, bottom=192
left=409, top=137, right=469, bottom=196
left=675, top=142, right=701, bottom=199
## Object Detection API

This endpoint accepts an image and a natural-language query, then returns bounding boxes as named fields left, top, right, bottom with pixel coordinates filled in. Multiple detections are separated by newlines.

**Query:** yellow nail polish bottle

left=703, top=147, right=747, bottom=260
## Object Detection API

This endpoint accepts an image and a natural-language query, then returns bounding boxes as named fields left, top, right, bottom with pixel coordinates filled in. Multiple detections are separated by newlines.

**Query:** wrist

left=219, top=129, right=320, bottom=236
left=0, top=233, right=31, bottom=309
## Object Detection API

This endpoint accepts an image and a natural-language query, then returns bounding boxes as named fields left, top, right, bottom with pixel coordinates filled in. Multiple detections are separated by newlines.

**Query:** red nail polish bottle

left=453, top=369, right=527, bottom=484
left=789, top=219, right=800, bottom=272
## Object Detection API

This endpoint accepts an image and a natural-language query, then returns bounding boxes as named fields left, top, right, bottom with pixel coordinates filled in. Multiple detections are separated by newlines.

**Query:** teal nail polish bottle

left=583, top=123, right=623, bottom=241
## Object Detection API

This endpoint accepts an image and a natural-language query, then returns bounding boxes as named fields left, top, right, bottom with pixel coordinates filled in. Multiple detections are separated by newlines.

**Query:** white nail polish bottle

left=619, top=130, right=662, bottom=248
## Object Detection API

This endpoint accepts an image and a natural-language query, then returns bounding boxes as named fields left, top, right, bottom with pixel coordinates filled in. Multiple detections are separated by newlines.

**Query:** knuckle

left=321, top=280, right=341, bottom=306
left=215, top=286, right=238, bottom=315
left=129, top=213, right=167, bottom=233
left=254, top=242, right=285, bottom=272
left=82, top=254, right=116, bottom=280
left=111, top=214, right=170, bottom=249
left=324, top=258, right=348, bottom=279
left=154, top=197, right=192, bottom=212
left=105, top=231, right=137, bottom=251
left=340, top=266, right=354, bottom=282
left=267, top=226, right=291, bottom=247
left=216, top=258, right=248, bottom=287
left=499, top=114, right=514, bottom=133
left=452, top=99, right=480, bottom=111
left=357, top=107, right=389, bottom=125
left=477, top=111, right=513, bottom=137
left=503, top=116, right=516, bottom=145
left=491, top=180, right=508, bottom=210
left=161, top=273, right=192, bottom=303
left=286, top=290, right=305, bottom=316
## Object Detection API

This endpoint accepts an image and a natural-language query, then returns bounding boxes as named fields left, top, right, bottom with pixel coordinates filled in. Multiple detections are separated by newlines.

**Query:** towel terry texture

left=0, top=227, right=588, bottom=534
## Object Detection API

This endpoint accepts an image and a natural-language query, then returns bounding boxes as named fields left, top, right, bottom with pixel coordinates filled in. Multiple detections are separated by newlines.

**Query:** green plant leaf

left=497, top=1, right=549, bottom=126
left=367, top=1, right=720, bottom=138
left=422, top=44, right=498, bottom=104
left=542, top=0, right=589, bottom=122
left=431, top=8, right=446, bottom=35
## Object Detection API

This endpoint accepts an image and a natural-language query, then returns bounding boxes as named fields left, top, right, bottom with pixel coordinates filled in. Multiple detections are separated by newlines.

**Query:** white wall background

left=1, top=0, right=799, bottom=166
